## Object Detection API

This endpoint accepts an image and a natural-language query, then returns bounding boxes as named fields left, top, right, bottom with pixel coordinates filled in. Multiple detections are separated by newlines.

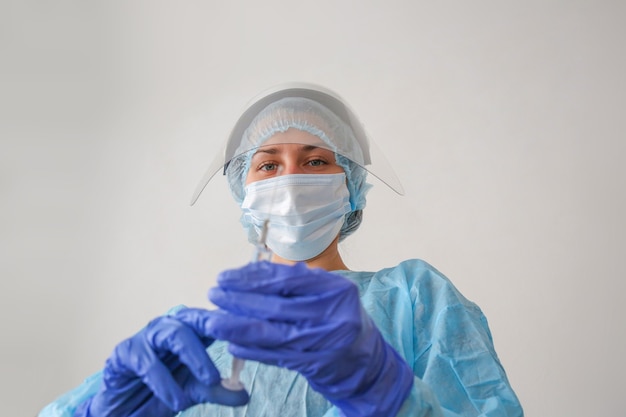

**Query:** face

left=245, top=129, right=345, bottom=185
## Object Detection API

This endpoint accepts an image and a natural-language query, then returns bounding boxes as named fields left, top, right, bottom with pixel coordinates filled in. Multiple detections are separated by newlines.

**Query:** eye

left=259, top=162, right=278, bottom=172
left=307, top=159, right=327, bottom=167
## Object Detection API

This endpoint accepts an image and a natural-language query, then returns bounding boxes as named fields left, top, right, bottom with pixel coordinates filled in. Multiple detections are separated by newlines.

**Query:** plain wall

left=2, top=1, right=624, bottom=416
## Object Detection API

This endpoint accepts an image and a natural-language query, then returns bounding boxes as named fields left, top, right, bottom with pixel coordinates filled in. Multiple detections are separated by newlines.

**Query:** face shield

left=190, top=82, right=404, bottom=206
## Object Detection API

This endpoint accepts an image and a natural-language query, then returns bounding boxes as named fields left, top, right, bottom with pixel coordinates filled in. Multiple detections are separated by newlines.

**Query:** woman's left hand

left=207, top=261, right=414, bottom=417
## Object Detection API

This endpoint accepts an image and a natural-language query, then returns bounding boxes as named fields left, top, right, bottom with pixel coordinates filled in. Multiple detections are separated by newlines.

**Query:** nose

left=279, top=162, right=304, bottom=176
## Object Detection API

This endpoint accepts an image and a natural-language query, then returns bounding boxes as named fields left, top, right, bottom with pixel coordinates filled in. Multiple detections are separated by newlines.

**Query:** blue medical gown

left=40, top=259, right=523, bottom=417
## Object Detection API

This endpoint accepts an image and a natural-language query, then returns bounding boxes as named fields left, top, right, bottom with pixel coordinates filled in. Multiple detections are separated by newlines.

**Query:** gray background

left=2, top=1, right=624, bottom=416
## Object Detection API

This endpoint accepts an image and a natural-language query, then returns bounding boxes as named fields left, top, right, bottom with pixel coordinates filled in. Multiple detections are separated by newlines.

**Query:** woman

left=40, top=83, right=523, bottom=416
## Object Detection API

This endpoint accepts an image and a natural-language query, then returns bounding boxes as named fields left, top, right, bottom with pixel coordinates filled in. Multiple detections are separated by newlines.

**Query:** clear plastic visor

left=190, top=133, right=404, bottom=205
left=190, top=84, right=404, bottom=205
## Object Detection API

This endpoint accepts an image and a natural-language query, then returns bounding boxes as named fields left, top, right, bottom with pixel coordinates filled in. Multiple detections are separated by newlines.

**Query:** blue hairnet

left=225, top=97, right=372, bottom=241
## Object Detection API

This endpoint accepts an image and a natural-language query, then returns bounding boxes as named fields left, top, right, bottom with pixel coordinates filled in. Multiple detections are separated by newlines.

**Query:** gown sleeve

left=38, top=372, right=103, bottom=417
left=392, top=306, right=523, bottom=416
left=392, top=260, right=524, bottom=417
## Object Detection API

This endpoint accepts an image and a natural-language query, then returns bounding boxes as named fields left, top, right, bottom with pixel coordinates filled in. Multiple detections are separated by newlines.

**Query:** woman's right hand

left=74, top=308, right=226, bottom=417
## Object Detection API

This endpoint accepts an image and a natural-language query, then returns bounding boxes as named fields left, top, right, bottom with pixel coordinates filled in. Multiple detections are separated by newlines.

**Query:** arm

left=396, top=261, right=524, bottom=416
left=38, top=307, right=244, bottom=417
left=207, top=261, right=415, bottom=417
left=316, top=261, right=523, bottom=417
left=409, top=303, right=523, bottom=417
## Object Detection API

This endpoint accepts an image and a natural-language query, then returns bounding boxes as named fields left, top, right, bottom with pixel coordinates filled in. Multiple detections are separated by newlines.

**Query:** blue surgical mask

left=240, top=173, right=351, bottom=261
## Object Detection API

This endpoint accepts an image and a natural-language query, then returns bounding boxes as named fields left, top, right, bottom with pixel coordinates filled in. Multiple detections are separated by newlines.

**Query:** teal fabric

left=39, top=259, right=523, bottom=417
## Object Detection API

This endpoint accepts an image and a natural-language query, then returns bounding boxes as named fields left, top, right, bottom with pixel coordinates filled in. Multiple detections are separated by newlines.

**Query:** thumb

left=185, top=378, right=250, bottom=407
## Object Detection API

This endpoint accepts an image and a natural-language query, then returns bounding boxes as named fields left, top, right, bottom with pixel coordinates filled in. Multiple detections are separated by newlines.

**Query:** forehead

left=249, top=144, right=337, bottom=167
left=250, top=143, right=336, bottom=161
left=261, top=128, right=330, bottom=149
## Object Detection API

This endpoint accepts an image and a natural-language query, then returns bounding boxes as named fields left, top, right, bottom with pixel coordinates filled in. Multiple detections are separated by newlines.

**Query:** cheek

left=245, top=167, right=270, bottom=185
left=332, top=165, right=345, bottom=174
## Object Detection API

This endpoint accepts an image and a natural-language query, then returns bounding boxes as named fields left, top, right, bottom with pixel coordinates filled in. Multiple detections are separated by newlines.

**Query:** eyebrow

left=253, top=144, right=324, bottom=155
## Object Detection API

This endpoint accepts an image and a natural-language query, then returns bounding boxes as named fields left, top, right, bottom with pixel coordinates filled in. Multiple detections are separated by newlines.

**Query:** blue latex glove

left=75, top=308, right=249, bottom=417
left=207, top=261, right=415, bottom=417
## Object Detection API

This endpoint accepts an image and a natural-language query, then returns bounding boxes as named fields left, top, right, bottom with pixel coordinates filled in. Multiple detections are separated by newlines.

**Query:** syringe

left=219, top=164, right=281, bottom=404
left=220, top=218, right=272, bottom=391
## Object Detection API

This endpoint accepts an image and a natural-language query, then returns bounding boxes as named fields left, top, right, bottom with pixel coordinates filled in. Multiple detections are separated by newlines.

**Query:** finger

left=109, top=336, right=190, bottom=412
left=123, top=392, right=176, bottom=417
left=208, top=286, right=357, bottom=322
left=146, top=315, right=220, bottom=385
left=185, top=378, right=250, bottom=407
left=204, top=309, right=359, bottom=350
left=96, top=369, right=154, bottom=414
left=172, top=307, right=218, bottom=346
left=217, top=261, right=355, bottom=296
